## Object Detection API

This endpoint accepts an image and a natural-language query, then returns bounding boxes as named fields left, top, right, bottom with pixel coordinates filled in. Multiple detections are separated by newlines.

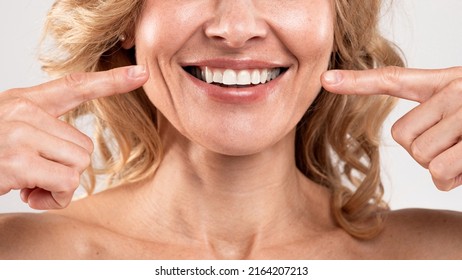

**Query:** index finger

left=21, top=65, right=149, bottom=117
left=321, top=66, right=462, bottom=103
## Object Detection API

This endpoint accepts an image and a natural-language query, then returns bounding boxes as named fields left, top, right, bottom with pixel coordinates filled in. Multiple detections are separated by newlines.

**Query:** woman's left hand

left=321, top=66, right=462, bottom=191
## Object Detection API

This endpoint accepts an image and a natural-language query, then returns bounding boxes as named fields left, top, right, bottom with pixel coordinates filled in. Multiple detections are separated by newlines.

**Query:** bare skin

left=1, top=184, right=462, bottom=259
left=1, top=65, right=462, bottom=259
left=2, top=0, right=462, bottom=260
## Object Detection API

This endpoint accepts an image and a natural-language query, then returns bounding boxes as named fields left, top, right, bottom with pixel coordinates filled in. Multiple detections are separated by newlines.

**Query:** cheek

left=135, top=1, right=209, bottom=57
left=276, top=3, right=334, bottom=93
left=134, top=4, right=191, bottom=116
left=271, top=3, right=334, bottom=62
left=134, top=2, right=208, bottom=96
left=277, top=4, right=334, bottom=124
left=135, top=13, right=173, bottom=58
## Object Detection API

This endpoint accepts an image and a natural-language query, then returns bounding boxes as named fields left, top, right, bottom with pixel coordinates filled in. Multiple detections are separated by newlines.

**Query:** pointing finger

left=19, top=65, right=149, bottom=117
left=321, top=66, right=462, bottom=103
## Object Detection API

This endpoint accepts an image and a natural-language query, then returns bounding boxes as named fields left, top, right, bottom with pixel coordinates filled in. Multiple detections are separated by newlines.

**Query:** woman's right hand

left=0, top=65, right=148, bottom=210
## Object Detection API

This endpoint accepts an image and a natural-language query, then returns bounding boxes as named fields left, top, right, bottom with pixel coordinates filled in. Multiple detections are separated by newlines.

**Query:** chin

left=204, top=141, right=269, bottom=157
left=190, top=124, right=290, bottom=157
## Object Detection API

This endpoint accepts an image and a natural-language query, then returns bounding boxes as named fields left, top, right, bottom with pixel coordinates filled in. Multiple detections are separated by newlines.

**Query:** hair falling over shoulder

left=40, top=0, right=404, bottom=239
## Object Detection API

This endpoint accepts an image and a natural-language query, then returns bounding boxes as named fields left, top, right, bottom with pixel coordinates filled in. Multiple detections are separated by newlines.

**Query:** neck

left=135, top=123, right=332, bottom=259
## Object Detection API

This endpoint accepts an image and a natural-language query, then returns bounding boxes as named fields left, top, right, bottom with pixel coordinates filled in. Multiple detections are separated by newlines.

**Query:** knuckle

left=82, top=134, right=95, bottom=154
left=1, top=97, right=37, bottom=120
left=76, top=150, right=92, bottom=173
left=449, top=77, right=462, bottom=90
left=433, top=179, right=454, bottom=192
left=10, top=96, right=35, bottom=109
left=5, top=152, right=23, bottom=169
left=410, top=141, right=430, bottom=167
left=4, top=122, right=32, bottom=145
left=390, top=121, right=407, bottom=145
left=440, top=78, right=462, bottom=103
left=435, top=87, right=462, bottom=119
left=434, top=71, right=462, bottom=98
left=64, top=72, right=92, bottom=102
left=64, top=72, right=87, bottom=90
left=106, top=69, right=120, bottom=93
left=68, top=144, right=92, bottom=173
left=68, top=169, right=81, bottom=190
left=60, top=169, right=81, bottom=192
left=11, top=97, right=32, bottom=111
left=83, top=152, right=92, bottom=168
left=380, top=66, right=403, bottom=94
left=109, top=68, right=119, bottom=84
left=428, top=160, right=450, bottom=183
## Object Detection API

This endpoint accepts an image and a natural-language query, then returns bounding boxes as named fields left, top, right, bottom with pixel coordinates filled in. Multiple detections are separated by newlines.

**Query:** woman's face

left=135, top=0, right=334, bottom=155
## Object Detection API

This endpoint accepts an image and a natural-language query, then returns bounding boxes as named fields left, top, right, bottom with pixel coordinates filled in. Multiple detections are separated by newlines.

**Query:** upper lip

left=180, top=58, right=291, bottom=70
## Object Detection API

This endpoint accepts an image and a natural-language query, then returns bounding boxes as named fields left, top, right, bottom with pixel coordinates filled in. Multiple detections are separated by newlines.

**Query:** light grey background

left=0, top=0, right=461, bottom=213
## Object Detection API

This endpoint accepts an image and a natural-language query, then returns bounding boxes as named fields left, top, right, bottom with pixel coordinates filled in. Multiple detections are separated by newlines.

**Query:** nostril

left=204, top=9, right=268, bottom=49
left=207, top=34, right=264, bottom=49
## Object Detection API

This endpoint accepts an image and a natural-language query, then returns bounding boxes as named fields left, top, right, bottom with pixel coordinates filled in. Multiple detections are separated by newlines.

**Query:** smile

left=184, top=66, right=287, bottom=88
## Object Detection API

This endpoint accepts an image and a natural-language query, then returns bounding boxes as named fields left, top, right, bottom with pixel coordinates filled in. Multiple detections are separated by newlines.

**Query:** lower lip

left=184, top=70, right=282, bottom=104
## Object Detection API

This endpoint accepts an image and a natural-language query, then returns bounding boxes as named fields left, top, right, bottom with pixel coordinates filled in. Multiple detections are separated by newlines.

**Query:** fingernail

left=128, top=65, right=147, bottom=78
left=323, top=70, right=343, bottom=85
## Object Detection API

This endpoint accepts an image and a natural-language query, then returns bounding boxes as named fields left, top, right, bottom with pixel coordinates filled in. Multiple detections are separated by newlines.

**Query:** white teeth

left=212, top=70, right=223, bottom=83
left=237, top=70, right=251, bottom=85
left=204, top=67, right=213, bottom=83
left=195, top=67, right=281, bottom=86
left=251, top=70, right=260, bottom=85
left=260, top=69, right=268, bottom=83
left=223, top=69, right=237, bottom=85
left=270, top=71, right=276, bottom=80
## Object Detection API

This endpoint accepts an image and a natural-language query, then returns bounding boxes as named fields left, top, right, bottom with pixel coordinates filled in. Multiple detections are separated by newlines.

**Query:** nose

left=204, top=0, right=268, bottom=49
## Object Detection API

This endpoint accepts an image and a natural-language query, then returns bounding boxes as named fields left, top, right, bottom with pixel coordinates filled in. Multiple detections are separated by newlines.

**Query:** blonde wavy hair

left=40, top=0, right=404, bottom=239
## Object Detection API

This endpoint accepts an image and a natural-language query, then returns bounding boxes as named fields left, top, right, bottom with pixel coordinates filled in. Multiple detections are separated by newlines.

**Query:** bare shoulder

left=0, top=212, right=99, bottom=259
left=374, top=208, right=462, bottom=259
left=0, top=188, right=145, bottom=259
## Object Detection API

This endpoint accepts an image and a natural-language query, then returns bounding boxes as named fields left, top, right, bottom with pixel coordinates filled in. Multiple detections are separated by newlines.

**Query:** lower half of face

left=136, top=0, right=334, bottom=156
